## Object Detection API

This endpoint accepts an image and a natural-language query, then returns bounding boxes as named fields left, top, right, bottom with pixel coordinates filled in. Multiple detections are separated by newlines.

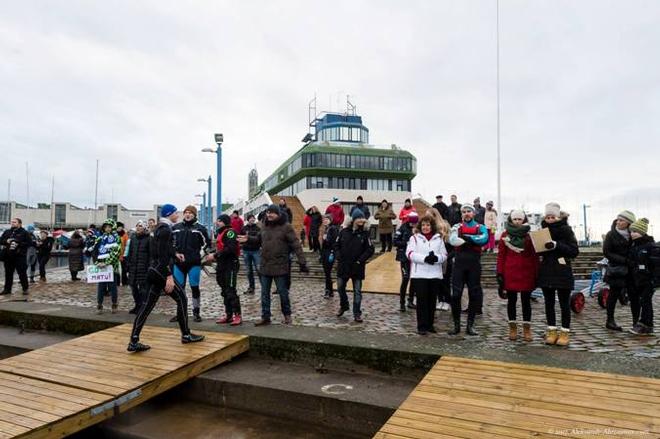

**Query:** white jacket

left=406, top=233, right=448, bottom=279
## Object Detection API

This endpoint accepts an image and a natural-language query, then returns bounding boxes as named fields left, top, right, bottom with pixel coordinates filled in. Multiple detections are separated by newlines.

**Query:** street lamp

left=197, top=177, right=212, bottom=232
left=583, top=204, right=591, bottom=245
left=201, top=132, right=223, bottom=219
left=194, top=193, right=205, bottom=227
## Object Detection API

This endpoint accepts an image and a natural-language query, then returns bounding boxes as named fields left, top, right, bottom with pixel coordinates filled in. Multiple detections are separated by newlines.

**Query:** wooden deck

left=375, top=355, right=660, bottom=439
left=0, top=324, right=249, bottom=438
left=348, top=251, right=400, bottom=295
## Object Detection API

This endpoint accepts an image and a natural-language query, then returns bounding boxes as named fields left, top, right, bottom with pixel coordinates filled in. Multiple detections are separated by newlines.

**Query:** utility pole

left=7, top=179, right=10, bottom=202
left=94, top=159, right=99, bottom=224
left=25, top=162, right=30, bottom=208
left=496, top=0, right=502, bottom=222
left=583, top=204, right=590, bottom=244
left=50, top=176, right=55, bottom=230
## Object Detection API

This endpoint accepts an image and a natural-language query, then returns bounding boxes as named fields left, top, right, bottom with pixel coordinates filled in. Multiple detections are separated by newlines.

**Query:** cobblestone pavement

left=3, top=266, right=658, bottom=358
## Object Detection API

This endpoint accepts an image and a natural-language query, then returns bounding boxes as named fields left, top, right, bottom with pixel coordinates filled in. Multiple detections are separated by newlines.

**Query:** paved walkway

left=2, top=266, right=658, bottom=359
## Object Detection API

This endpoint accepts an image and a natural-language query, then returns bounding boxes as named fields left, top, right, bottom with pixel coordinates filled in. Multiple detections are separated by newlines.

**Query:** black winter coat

left=0, top=227, right=31, bottom=258
left=393, top=223, right=414, bottom=262
left=127, top=233, right=150, bottom=286
left=432, top=202, right=449, bottom=221
left=240, top=223, right=261, bottom=251
left=334, top=224, right=374, bottom=279
left=309, top=212, right=323, bottom=236
left=36, top=236, right=54, bottom=259
left=629, top=235, right=656, bottom=289
left=172, top=220, right=210, bottom=268
left=537, top=218, right=579, bottom=290
left=321, top=224, right=339, bottom=257
left=602, top=220, right=632, bottom=288
left=448, top=203, right=462, bottom=226
left=350, top=204, right=371, bottom=220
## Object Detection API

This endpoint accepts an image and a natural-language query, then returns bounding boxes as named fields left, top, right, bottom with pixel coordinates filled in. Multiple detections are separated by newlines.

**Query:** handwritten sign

left=86, top=265, right=114, bottom=283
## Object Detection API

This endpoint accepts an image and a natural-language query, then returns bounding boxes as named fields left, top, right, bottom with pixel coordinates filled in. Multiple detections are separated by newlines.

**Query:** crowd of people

left=0, top=194, right=657, bottom=349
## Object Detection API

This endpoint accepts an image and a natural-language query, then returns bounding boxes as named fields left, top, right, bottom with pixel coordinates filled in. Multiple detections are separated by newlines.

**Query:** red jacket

left=399, top=206, right=416, bottom=223
left=325, top=204, right=345, bottom=226
left=230, top=217, right=244, bottom=234
left=303, top=214, right=311, bottom=237
left=496, top=231, right=538, bottom=292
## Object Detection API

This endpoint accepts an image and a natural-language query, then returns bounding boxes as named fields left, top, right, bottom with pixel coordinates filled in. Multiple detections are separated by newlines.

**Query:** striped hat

left=617, top=210, right=636, bottom=225
left=630, top=218, right=649, bottom=235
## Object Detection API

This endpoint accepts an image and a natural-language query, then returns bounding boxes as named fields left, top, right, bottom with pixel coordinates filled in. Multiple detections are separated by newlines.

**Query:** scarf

left=616, top=227, right=630, bottom=240
left=504, top=223, right=530, bottom=251
left=423, top=232, right=433, bottom=241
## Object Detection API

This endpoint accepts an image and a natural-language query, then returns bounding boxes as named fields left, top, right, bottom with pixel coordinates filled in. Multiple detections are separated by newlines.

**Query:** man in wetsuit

left=128, top=204, right=204, bottom=352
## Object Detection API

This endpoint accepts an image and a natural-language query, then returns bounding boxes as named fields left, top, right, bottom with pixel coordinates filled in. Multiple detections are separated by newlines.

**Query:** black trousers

left=130, top=281, right=147, bottom=310
left=120, top=260, right=129, bottom=286
left=130, top=275, right=191, bottom=343
left=411, top=278, right=439, bottom=331
left=37, top=255, right=50, bottom=278
left=399, top=261, right=412, bottom=305
left=3, top=257, right=28, bottom=293
left=380, top=233, right=393, bottom=252
left=322, top=253, right=334, bottom=294
left=438, top=260, right=452, bottom=304
left=217, top=261, right=241, bottom=316
left=629, top=284, right=655, bottom=327
left=507, top=291, right=532, bottom=321
left=606, top=281, right=631, bottom=320
left=450, top=252, right=483, bottom=322
left=542, top=288, right=571, bottom=328
left=309, top=233, right=320, bottom=252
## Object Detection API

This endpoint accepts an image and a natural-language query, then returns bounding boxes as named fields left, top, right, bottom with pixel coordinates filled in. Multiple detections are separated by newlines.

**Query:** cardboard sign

left=530, top=228, right=553, bottom=253
left=86, top=265, right=114, bottom=283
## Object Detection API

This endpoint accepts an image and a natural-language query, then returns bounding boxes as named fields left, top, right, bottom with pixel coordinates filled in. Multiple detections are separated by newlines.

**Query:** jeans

left=97, top=281, right=118, bottom=306
left=337, top=277, right=363, bottom=317
left=38, top=255, right=50, bottom=278
left=399, top=261, right=412, bottom=305
left=260, top=275, right=290, bottom=320
left=242, top=250, right=261, bottom=290
left=3, top=256, right=29, bottom=293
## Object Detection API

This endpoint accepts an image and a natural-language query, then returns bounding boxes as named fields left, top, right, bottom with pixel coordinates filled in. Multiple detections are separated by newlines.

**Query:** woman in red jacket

left=496, top=210, right=538, bottom=342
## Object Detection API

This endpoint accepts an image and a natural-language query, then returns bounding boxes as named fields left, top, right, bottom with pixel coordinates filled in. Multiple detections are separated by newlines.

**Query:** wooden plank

left=0, top=325, right=249, bottom=439
left=375, top=355, right=660, bottom=439
left=425, top=366, right=660, bottom=400
left=439, top=356, right=660, bottom=389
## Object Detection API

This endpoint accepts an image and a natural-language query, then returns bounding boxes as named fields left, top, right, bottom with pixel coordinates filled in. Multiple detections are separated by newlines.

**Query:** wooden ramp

left=0, top=324, right=248, bottom=438
left=361, top=251, right=399, bottom=294
left=375, top=355, right=660, bottom=439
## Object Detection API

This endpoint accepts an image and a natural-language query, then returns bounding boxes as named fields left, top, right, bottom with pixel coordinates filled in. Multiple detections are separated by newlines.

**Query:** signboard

left=530, top=228, right=553, bottom=253
left=86, top=265, right=114, bottom=283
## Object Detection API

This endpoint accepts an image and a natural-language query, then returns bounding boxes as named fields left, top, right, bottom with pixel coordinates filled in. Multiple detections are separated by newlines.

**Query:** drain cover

left=321, top=384, right=354, bottom=395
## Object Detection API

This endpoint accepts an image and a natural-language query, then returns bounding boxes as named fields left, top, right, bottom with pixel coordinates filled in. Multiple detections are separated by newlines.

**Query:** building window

left=54, top=204, right=66, bottom=225
left=107, top=205, right=118, bottom=221
left=0, top=203, right=10, bottom=223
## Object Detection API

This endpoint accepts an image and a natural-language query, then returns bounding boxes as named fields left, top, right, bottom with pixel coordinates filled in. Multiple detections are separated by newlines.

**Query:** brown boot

left=545, top=326, right=558, bottom=345
left=555, top=328, right=570, bottom=346
left=522, top=322, right=533, bottom=342
left=508, top=321, right=517, bottom=341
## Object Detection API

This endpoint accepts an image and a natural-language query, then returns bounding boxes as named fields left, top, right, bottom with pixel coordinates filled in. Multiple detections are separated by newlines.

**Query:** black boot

left=193, top=308, right=202, bottom=322
left=447, top=319, right=460, bottom=335
left=399, top=301, right=406, bottom=312
left=606, top=318, right=622, bottom=331
left=466, top=317, right=479, bottom=336
left=181, top=333, right=205, bottom=344
left=127, top=341, right=151, bottom=352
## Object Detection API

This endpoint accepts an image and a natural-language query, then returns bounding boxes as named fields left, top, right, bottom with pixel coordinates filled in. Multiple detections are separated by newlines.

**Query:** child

left=628, top=218, right=656, bottom=335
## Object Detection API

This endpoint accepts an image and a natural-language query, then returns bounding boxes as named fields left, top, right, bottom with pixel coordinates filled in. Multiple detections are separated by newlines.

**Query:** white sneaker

left=436, top=303, right=443, bottom=311
left=441, top=302, right=450, bottom=311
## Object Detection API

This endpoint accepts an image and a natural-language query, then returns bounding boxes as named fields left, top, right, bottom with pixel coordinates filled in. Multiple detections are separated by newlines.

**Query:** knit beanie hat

left=617, top=210, right=636, bottom=225
left=461, top=203, right=475, bottom=212
left=630, top=218, right=649, bottom=235
left=544, top=202, right=561, bottom=217
left=266, top=204, right=281, bottom=214
left=351, top=208, right=366, bottom=221
left=332, top=196, right=340, bottom=204
left=407, top=211, right=419, bottom=224
left=217, top=214, right=231, bottom=226
left=183, top=205, right=198, bottom=216
left=160, top=204, right=177, bottom=218
left=509, top=210, right=526, bottom=221
left=136, top=220, right=148, bottom=229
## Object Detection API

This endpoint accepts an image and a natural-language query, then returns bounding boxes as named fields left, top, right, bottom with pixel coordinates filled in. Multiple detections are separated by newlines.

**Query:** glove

left=424, top=251, right=439, bottom=265
left=497, top=285, right=507, bottom=299
left=462, top=234, right=472, bottom=243
left=496, top=274, right=504, bottom=287
left=299, top=263, right=310, bottom=273
left=328, top=253, right=335, bottom=264
left=544, top=241, right=556, bottom=250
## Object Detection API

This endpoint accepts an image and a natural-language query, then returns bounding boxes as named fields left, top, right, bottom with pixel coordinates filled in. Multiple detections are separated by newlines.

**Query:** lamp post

left=583, top=204, right=591, bottom=245
left=202, top=133, right=223, bottom=219
left=195, top=193, right=205, bottom=227
left=197, top=177, right=212, bottom=233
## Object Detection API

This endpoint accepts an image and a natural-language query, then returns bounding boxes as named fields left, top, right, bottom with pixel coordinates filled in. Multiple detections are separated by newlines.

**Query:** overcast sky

left=1, top=0, right=659, bottom=237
